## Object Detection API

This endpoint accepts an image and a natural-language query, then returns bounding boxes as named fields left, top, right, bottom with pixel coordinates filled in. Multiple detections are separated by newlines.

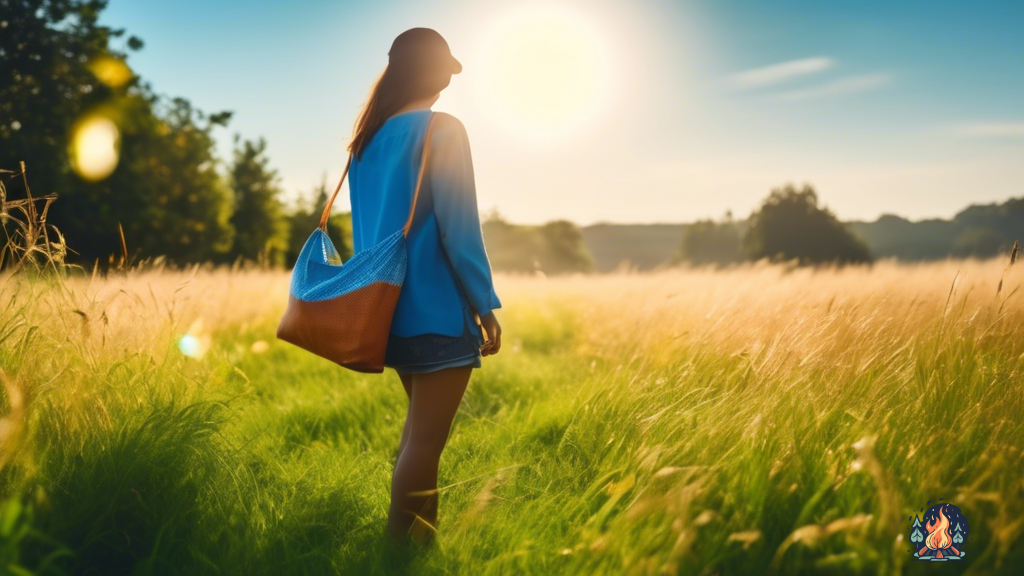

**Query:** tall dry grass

left=500, top=256, right=1024, bottom=367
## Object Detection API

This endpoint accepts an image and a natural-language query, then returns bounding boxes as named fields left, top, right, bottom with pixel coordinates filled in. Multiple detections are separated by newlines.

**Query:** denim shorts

left=384, top=309, right=484, bottom=374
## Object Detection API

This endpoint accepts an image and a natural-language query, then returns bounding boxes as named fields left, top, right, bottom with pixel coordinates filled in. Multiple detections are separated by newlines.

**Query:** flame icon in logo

left=911, top=501, right=968, bottom=561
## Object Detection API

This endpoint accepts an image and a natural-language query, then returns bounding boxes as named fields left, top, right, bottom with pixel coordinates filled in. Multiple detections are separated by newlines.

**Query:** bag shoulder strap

left=319, top=111, right=436, bottom=240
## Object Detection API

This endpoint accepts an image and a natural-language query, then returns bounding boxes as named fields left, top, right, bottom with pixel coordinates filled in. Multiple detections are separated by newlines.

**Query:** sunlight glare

left=475, top=4, right=612, bottom=139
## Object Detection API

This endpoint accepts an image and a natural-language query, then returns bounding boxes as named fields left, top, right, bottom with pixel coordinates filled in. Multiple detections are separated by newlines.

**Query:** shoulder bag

left=276, top=112, right=436, bottom=373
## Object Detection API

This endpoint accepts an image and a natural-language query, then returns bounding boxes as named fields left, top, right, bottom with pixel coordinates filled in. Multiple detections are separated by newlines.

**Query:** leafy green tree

left=677, top=212, right=743, bottom=266
left=481, top=212, right=595, bottom=275
left=227, top=137, right=289, bottom=267
left=481, top=212, right=544, bottom=273
left=47, top=93, right=235, bottom=268
left=284, top=178, right=351, bottom=269
left=1, top=0, right=132, bottom=200
left=2, top=0, right=236, bottom=270
left=538, top=219, right=594, bottom=273
left=743, top=183, right=872, bottom=265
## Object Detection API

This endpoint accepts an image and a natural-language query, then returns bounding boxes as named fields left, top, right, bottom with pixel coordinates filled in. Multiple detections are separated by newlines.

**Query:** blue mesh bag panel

left=291, top=227, right=408, bottom=301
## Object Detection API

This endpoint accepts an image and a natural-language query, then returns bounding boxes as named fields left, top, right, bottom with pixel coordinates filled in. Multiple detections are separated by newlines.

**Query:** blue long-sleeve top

left=348, top=109, right=502, bottom=338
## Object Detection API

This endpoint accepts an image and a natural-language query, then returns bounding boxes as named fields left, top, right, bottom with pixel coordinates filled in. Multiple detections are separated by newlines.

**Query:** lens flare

left=178, top=318, right=212, bottom=359
left=87, top=55, right=134, bottom=88
left=178, top=334, right=203, bottom=358
left=70, top=115, right=121, bottom=181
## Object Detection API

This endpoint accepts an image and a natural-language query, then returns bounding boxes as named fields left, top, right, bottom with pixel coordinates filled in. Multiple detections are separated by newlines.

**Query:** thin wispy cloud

left=727, top=56, right=834, bottom=90
left=946, top=122, right=1024, bottom=137
left=775, top=73, right=892, bottom=102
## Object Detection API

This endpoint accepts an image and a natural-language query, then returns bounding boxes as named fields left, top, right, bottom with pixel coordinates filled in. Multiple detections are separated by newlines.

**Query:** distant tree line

left=480, top=211, right=595, bottom=275
left=671, top=183, right=873, bottom=267
left=668, top=183, right=1022, bottom=268
left=845, top=198, right=1024, bottom=261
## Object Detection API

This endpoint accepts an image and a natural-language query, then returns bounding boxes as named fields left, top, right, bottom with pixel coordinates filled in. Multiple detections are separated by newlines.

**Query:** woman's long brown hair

left=348, top=59, right=452, bottom=160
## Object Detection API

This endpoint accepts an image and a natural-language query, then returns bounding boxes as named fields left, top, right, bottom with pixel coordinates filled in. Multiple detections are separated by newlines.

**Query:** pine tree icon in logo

left=910, top=516, right=924, bottom=545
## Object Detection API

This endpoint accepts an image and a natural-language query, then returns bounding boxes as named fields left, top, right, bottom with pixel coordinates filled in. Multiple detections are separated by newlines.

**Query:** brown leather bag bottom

left=276, top=281, right=403, bottom=373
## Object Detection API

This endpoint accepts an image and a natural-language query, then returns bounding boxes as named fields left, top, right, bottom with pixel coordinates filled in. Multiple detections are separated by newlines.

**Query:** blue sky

left=99, top=0, right=1024, bottom=225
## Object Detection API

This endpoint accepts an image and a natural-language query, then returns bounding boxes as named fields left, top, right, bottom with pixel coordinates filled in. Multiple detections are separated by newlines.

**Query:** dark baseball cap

left=388, top=27, right=462, bottom=74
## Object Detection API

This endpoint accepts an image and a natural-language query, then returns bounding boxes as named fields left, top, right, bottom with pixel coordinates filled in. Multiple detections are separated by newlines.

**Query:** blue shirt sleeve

left=428, top=114, right=502, bottom=317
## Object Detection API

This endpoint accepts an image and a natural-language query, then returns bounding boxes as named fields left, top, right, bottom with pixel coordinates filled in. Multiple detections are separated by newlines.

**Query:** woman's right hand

left=479, top=311, right=502, bottom=356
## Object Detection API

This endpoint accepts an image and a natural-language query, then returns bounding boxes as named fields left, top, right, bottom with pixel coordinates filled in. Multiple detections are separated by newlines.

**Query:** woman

left=346, top=27, right=503, bottom=548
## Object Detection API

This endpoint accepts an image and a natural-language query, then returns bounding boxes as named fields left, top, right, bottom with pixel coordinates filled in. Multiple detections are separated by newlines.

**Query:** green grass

left=2, top=263, right=1024, bottom=576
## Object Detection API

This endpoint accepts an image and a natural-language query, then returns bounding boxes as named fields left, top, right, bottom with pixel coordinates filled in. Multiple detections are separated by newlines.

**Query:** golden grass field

left=1, top=256, right=1023, bottom=575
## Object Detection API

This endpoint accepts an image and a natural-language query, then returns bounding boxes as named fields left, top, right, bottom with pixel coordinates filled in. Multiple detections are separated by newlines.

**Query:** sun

left=473, top=4, right=612, bottom=140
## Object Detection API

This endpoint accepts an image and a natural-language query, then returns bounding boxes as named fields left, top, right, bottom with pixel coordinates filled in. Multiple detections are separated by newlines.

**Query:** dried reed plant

left=0, top=162, right=76, bottom=277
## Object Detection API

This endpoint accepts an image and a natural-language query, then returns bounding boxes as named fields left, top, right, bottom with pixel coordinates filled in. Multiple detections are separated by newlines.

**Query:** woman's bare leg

left=387, top=366, right=472, bottom=545
left=394, top=371, right=414, bottom=460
